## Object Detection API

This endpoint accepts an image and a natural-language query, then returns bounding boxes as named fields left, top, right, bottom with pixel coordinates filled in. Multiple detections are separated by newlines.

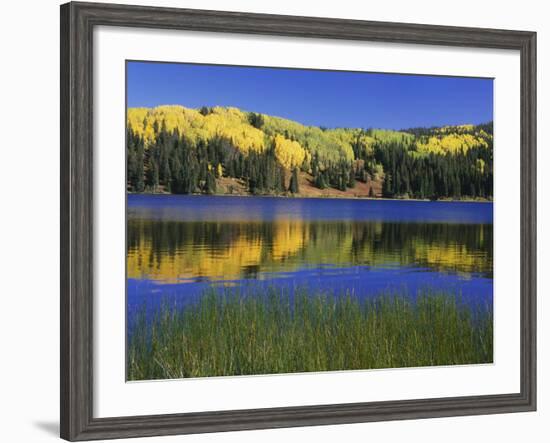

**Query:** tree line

left=375, top=142, right=492, bottom=199
left=127, top=119, right=492, bottom=200
left=127, top=122, right=298, bottom=195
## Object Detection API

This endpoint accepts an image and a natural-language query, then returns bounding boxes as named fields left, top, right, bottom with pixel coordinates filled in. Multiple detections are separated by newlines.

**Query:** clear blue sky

left=127, top=61, right=493, bottom=130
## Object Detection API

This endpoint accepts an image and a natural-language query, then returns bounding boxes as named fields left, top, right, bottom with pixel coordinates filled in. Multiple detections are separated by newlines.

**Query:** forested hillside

left=127, top=105, right=493, bottom=200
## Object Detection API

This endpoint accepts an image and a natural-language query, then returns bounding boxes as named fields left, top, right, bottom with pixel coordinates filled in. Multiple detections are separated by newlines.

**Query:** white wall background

left=0, top=0, right=546, bottom=442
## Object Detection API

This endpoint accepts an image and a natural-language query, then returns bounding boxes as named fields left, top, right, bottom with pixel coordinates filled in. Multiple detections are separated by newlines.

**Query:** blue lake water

left=127, top=195, right=493, bottom=315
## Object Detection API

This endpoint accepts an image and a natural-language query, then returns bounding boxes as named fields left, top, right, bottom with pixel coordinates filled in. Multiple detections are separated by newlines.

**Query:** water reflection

left=127, top=218, right=493, bottom=284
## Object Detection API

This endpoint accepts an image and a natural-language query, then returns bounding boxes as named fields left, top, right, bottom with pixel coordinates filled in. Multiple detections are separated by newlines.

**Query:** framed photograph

left=60, top=1, right=536, bottom=440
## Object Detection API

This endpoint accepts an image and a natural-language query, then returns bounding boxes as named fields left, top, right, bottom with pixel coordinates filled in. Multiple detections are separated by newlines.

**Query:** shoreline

left=127, top=191, right=493, bottom=204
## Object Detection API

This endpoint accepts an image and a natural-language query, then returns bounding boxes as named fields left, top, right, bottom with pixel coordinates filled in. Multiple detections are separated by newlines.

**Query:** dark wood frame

left=60, top=1, right=537, bottom=440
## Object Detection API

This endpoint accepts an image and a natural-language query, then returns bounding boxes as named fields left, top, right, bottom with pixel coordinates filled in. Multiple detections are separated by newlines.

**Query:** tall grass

left=127, top=287, right=493, bottom=381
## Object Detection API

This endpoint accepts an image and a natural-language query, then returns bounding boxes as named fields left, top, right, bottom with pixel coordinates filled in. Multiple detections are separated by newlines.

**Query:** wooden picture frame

left=60, top=1, right=536, bottom=440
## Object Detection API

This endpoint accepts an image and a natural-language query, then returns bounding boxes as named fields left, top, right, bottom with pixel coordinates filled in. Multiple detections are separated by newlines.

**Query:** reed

left=127, top=287, right=493, bottom=381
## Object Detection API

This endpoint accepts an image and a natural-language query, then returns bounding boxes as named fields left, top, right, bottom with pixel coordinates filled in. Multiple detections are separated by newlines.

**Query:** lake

left=127, top=195, right=493, bottom=314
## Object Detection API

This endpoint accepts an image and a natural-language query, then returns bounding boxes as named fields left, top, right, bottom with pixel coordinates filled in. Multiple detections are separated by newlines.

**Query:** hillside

left=127, top=105, right=493, bottom=200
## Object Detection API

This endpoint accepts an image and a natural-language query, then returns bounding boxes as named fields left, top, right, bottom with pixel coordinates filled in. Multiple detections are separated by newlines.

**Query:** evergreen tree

left=205, top=170, right=217, bottom=194
left=289, top=168, right=299, bottom=194
left=247, top=112, right=264, bottom=129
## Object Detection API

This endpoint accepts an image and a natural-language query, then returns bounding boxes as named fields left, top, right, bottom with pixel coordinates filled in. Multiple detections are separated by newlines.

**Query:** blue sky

left=127, top=61, right=493, bottom=130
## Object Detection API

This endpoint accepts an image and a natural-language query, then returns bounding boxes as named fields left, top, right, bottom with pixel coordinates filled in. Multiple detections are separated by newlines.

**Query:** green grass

left=127, top=287, right=493, bottom=380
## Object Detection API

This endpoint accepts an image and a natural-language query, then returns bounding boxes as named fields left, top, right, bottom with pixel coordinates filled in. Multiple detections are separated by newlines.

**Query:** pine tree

left=347, top=168, right=356, bottom=188
left=248, top=112, right=264, bottom=129
left=205, top=170, right=217, bottom=194
left=383, top=172, right=392, bottom=197
left=289, top=168, right=299, bottom=194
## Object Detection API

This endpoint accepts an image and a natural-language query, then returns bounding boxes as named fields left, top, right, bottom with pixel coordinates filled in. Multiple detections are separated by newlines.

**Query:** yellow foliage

left=435, top=124, right=475, bottom=134
left=128, top=105, right=491, bottom=173
left=273, top=134, right=306, bottom=170
left=417, top=133, right=489, bottom=155
left=476, top=158, right=486, bottom=173
left=371, top=129, right=415, bottom=144
left=127, top=105, right=265, bottom=153
left=262, top=115, right=355, bottom=163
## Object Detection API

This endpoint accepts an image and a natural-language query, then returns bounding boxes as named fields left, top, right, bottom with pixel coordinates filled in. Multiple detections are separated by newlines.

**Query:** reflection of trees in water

left=127, top=218, right=493, bottom=282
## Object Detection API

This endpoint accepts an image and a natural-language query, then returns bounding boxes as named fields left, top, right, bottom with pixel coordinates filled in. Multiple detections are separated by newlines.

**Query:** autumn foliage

left=127, top=105, right=493, bottom=199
